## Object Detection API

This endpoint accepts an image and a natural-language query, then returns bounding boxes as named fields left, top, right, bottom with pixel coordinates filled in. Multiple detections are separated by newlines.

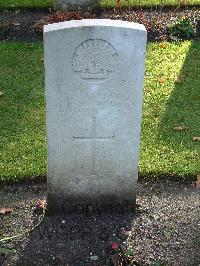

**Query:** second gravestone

left=44, top=19, right=147, bottom=215
left=54, top=0, right=100, bottom=11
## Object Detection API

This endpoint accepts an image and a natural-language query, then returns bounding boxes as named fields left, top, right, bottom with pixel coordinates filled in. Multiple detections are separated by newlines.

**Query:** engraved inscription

left=72, top=39, right=118, bottom=81
left=73, top=117, right=114, bottom=176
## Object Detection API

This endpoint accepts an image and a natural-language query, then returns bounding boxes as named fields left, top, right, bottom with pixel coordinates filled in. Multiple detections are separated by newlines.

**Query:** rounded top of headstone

left=44, top=19, right=147, bottom=33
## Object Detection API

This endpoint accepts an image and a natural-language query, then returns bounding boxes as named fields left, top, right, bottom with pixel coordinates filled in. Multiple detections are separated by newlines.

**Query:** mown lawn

left=0, top=0, right=53, bottom=8
left=0, top=43, right=46, bottom=181
left=102, top=0, right=200, bottom=7
left=0, top=0, right=199, bottom=8
left=0, top=41, right=199, bottom=182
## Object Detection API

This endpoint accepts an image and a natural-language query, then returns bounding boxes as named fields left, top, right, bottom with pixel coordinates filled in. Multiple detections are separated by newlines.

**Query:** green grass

left=140, top=41, right=200, bottom=177
left=0, top=41, right=199, bottom=182
left=101, top=0, right=200, bottom=7
left=0, top=42, right=46, bottom=181
left=0, top=0, right=53, bottom=9
left=0, top=0, right=199, bottom=8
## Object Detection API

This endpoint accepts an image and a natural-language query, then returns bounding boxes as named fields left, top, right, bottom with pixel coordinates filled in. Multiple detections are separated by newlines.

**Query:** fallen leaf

left=36, top=198, right=46, bottom=210
left=0, top=247, right=16, bottom=255
left=192, top=136, right=200, bottom=141
left=157, top=77, right=165, bottom=84
left=90, top=255, right=98, bottom=261
left=0, top=208, right=13, bottom=215
left=193, top=174, right=200, bottom=188
left=111, top=242, right=119, bottom=250
left=0, top=91, right=4, bottom=96
left=160, top=42, right=167, bottom=49
left=174, top=126, right=189, bottom=131
left=175, top=76, right=183, bottom=84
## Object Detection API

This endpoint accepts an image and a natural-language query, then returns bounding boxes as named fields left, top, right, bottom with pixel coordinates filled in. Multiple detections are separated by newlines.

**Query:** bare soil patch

left=0, top=180, right=199, bottom=265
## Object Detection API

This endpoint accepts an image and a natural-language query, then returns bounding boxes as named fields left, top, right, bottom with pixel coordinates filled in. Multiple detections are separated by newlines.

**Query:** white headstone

left=54, top=0, right=100, bottom=10
left=44, top=19, right=147, bottom=215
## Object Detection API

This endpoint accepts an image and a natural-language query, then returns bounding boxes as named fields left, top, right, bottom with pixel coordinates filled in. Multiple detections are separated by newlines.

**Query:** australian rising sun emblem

left=72, top=39, right=119, bottom=81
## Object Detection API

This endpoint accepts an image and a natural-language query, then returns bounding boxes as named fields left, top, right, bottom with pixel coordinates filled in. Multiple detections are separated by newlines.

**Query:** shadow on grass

left=139, top=41, right=200, bottom=178
left=151, top=41, right=200, bottom=177
left=157, top=41, right=200, bottom=148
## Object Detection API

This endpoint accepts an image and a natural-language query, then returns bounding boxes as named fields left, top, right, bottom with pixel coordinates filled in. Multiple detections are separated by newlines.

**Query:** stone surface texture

left=54, top=0, right=100, bottom=11
left=44, top=19, right=147, bottom=214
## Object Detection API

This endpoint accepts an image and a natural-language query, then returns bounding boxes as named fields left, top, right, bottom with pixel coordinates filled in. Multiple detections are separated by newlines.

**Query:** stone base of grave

left=47, top=195, right=136, bottom=216
left=47, top=175, right=137, bottom=216
left=54, top=0, right=100, bottom=11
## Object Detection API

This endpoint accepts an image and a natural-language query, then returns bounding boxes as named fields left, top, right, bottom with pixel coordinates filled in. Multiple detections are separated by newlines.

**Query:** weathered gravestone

left=44, top=19, right=147, bottom=215
left=54, top=0, right=100, bottom=11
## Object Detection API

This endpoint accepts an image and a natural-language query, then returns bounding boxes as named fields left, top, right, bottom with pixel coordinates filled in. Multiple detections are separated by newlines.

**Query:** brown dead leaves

left=160, top=42, right=167, bottom=49
left=175, top=76, right=184, bottom=84
left=34, top=198, right=46, bottom=214
left=192, top=136, right=200, bottom=141
left=157, top=77, right=165, bottom=84
left=174, top=126, right=189, bottom=131
left=192, top=174, right=200, bottom=188
left=173, top=126, right=200, bottom=142
left=0, top=208, right=13, bottom=215
left=36, top=198, right=46, bottom=210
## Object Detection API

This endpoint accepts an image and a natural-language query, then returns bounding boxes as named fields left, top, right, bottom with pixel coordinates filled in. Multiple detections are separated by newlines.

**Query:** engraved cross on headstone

left=73, top=117, right=114, bottom=176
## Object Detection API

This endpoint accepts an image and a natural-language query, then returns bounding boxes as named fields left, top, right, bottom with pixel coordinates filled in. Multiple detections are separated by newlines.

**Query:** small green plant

left=167, top=17, right=195, bottom=39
